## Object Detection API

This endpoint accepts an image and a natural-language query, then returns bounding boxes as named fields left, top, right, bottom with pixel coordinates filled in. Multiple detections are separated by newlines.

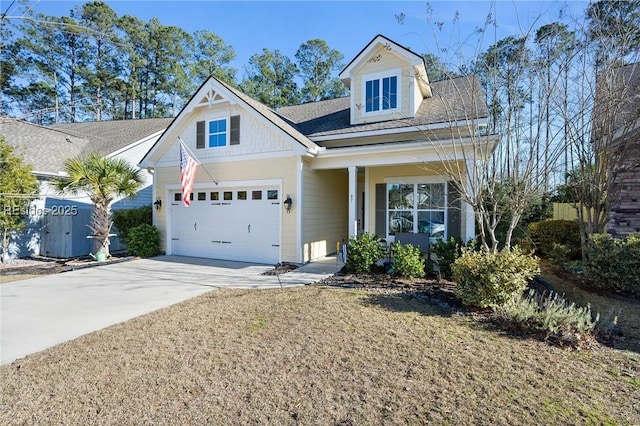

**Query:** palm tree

left=53, top=153, right=143, bottom=258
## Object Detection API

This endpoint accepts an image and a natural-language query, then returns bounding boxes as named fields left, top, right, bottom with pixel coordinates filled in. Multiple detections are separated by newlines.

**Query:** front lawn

left=1, top=286, right=638, bottom=424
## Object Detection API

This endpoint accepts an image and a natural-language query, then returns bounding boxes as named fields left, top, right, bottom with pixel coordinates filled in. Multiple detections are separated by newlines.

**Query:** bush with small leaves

left=526, top=219, right=581, bottom=261
left=391, top=243, right=425, bottom=278
left=112, top=205, right=153, bottom=244
left=452, top=247, right=540, bottom=308
left=431, top=237, right=478, bottom=279
left=127, top=224, right=161, bottom=257
left=585, top=233, right=640, bottom=297
left=345, top=232, right=385, bottom=274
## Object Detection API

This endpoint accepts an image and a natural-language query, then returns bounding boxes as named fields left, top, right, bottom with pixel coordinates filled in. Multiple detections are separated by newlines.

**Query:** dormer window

left=364, top=70, right=400, bottom=113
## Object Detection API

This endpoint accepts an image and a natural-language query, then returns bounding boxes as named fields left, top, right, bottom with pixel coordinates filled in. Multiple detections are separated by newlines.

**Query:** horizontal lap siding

left=302, top=164, right=348, bottom=262
left=353, top=47, right=412, bottom=125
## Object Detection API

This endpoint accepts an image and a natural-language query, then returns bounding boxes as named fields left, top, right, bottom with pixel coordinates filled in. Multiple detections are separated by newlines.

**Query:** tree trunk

left=90, top=202, right=112, bottom=258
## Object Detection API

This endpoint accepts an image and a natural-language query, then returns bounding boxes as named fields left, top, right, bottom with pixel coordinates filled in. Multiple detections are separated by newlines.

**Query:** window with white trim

left=208, top=119, right=227, bottom=147
left=196, top=115, right=240, bottom=149
left=365, top=74, right=398, bottom=113
left=387, top=182, right=446, bottom=242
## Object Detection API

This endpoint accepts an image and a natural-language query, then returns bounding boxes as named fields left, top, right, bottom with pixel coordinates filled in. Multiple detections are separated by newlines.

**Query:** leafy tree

left=240, top=48, right=300, bottom=108
left=421, top=53, right=460, bottom=81
left=190, top=30, right=237, bottom=84
left=586, top=0, right=640, bottom=63
left=295, top=39, right=347, bottom=102
left=12, top=10, right=88, bottom=123
left=79, top=1, right=122, bottom=121
left=53, top=154, right=143, bottom=258
left=0, top=136, right=40, bottom=262
left=117, top=14, right=149, bottom=119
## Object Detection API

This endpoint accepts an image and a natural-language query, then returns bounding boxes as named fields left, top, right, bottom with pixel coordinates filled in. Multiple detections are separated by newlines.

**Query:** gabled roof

left=50, top=117, right=173, bottom=155
left=140, top=76, right=320, bottom=167
left=0, top=117, right=171, bottom=176
left=337, top=34, right=432, bottom=99
left=277, top=75, right=487, bottom=139
left=339, top=34, right=424, bottom=83
left=214, top=77, right=318, bottom=151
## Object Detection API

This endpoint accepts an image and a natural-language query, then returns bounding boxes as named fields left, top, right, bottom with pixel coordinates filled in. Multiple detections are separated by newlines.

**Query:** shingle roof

left=213, top=77, right=319, bottom=150
left=277, top=75, right=488, bottom=138
left=0, top=118, right=88, bottom=175
left=51, top=117, right=173, bottom=155
left=0, top=117, right=171, bottom=175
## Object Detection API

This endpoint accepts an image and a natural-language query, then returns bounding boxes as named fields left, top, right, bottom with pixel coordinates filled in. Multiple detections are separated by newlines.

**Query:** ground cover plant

left=1, top=286, right=638, bottom=425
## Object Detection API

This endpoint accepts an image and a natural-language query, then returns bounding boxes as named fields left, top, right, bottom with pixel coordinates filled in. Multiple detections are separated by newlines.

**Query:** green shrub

left=431, top=237, right=478, bottom=279
left=113, top=205, right=153, bottom=244
left=345, top=232, right=385, bottom=273
left=526, top=219, right=581, bottom=261
left=127, top=224, right=161, bottom=257
left=585, top=233, right=640, bottom=297
left=497, top=290, right=598, bottom=337
left=452, top=247, right=540, bottom=308
left=391, top=243, right=425, bottom=278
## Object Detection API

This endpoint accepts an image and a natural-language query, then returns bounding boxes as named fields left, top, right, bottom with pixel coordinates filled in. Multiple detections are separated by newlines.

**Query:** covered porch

left=304, top=142, right=476, bottom=262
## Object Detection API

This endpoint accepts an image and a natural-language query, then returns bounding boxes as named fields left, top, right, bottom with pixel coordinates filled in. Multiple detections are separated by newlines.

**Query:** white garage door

left=170, top=187, right=281, bottom=264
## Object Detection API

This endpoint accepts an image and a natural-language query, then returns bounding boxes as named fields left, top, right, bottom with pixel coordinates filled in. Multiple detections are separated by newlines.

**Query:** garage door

left=170, top=187, right=280, bottom=264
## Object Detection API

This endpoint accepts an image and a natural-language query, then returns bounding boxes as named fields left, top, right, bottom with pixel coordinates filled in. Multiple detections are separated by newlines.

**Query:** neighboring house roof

left=0, top=118, right=88, bottom=175
left=0, top=117, right=171, bottom=176
left=51, top=117, right=173, bottom=156
left=277, top=75, right=487, bottom=139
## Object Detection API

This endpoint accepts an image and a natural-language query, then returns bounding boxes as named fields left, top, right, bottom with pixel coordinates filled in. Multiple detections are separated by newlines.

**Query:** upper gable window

left=208, top=119, right=227, bottom=147
left=196, top=115, right=240, bottom=149
left=364, top=72, right=399, bottom=113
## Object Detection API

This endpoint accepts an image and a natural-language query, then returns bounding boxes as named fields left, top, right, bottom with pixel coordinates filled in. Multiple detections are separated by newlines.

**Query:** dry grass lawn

left=1, top=286, right=639, bottom=425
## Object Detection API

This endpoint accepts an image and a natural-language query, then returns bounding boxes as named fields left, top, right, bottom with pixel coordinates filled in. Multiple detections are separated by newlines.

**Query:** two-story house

left=140, top=35, right=497, bottom=264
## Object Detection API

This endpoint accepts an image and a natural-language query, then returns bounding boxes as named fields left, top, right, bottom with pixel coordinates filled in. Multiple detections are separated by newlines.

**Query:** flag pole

left=177, top=137, right=218, bottom=185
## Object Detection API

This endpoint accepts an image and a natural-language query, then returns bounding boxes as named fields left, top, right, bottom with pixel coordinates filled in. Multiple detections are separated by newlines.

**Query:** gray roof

left=213, top=77, right=319, bottom=150
left=0, top=118, right=88, bottom=175
left=277, top=75, right=488, bottom=138
left=0, top=117, right=171, bottom=175
left=51, top=117, right=173, bottom=155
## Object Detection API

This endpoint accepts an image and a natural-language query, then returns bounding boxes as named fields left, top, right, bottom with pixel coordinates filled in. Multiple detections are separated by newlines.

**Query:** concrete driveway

left=1, top=255, right=340, bottom=365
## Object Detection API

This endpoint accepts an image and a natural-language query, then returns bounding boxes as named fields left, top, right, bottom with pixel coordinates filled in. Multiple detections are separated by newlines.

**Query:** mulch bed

left=320, top=270, right=466, bottom=312
left=1, top=253, right=134, bottom=278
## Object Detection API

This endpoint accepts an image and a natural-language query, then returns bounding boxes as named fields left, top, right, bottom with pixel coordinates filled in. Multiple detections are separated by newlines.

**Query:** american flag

left=180, top=142, right=199, bottom=207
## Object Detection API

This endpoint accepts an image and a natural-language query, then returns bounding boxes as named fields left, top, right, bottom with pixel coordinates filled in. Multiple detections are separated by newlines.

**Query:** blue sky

left=8, top=1, right=589, bottom=78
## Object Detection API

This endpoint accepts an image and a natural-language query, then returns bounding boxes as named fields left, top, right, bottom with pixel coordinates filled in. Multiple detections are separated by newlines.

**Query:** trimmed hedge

left=526, top=219, right=581, bottom=262
left=585, top=233, right=640, bottom=297
left=452, top=247, right=540, bottom=308
left=112, top=205, right=153, bottom=244
left=127, top=224, right=161, bottom=257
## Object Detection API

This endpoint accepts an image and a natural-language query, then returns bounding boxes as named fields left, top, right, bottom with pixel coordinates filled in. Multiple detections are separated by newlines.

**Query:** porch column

left=464, top=158, right=475, bottom=241
left=348, top=166, right=357, bottom=237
